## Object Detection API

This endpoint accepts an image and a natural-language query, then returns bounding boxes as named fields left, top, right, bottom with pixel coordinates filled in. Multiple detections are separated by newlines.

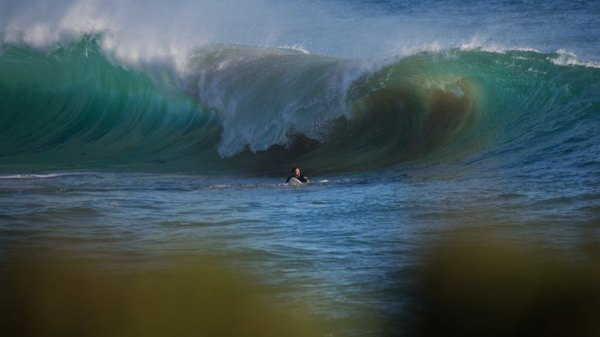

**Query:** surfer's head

left=291, top=167, right=301, bottom=177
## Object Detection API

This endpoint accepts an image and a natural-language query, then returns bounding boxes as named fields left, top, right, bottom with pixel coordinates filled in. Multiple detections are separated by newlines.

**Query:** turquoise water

left=1, top=1, right=600, bottom=336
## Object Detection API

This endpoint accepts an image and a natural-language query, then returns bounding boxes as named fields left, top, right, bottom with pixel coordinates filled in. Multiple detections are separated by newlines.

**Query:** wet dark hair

left=291, top=167, right=300, bottom=173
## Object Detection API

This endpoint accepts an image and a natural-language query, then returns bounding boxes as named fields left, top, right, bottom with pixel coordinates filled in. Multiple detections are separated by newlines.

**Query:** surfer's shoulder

left=287, top=176, right=307, bottom=186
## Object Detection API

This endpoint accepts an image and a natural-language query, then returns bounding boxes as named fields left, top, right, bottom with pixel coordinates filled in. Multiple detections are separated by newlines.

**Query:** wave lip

left=549, top=49, right=600, bottom=69
left=185, top=44, right=368, bottom=157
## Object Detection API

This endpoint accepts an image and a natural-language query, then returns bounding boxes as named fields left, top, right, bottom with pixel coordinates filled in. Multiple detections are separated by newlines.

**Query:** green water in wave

left=1, top=38, right=598, bottom=176
left=0, top=38, right=222, bottom=172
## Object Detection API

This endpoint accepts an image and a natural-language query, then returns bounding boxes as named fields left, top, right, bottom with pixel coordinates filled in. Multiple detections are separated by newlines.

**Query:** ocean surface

left=1, top=1, right=600, bottom=336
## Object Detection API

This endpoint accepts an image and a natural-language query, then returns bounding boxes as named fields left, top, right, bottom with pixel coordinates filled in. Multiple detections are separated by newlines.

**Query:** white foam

left=0, top=173, right=62, bottom=179
left=278, top=44, right=310, bottom=55
left=459, top=36, right=541, bottom=55
left=549, top=49, right=600, bottom=69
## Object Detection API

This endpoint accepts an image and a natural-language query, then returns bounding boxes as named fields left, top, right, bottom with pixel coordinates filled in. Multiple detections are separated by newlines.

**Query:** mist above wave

left=3, top=0, right=598, bottom=73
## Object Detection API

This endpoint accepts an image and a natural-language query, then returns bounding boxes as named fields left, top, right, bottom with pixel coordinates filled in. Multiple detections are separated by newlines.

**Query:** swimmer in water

left=286, top=167, right=309, bottom=183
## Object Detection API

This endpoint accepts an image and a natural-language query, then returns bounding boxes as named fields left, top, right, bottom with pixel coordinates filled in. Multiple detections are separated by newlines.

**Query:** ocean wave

left=1, top=37, right=598, bottom=175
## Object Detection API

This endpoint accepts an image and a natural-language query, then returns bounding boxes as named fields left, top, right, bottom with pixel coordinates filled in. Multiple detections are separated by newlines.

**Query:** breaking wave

left=0, top=36, right=598, bottom=175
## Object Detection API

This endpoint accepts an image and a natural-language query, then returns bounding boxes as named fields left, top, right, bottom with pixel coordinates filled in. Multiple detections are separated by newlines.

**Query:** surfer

left=286, top=167, right=309, bottom=184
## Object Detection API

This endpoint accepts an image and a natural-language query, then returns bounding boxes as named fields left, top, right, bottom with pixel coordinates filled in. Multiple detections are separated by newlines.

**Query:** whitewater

left=1, top=1, right=600, bottom=336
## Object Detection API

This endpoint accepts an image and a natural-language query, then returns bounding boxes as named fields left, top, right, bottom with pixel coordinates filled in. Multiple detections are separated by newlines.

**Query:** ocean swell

left=1, top=37, right=598, bottom=175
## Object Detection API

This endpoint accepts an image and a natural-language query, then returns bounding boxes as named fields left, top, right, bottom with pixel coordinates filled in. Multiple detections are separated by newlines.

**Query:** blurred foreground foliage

left=408, top=235, right=600, bottom=337
left=1, top=253, right=321, bottom=337
left=2, top=233, right=600, bottom=337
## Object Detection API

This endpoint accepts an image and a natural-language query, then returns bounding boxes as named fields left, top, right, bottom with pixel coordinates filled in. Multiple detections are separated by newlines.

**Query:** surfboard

left=287, top=177, right=305, bottom=186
